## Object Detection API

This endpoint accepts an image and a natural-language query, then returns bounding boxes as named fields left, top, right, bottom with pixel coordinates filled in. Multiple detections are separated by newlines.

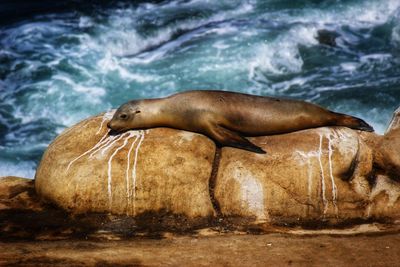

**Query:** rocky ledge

left=2, top=175, right=400, bottom=266
left=2, top=108, right=400, bottom=241
left=32, top=107, right=400, bottom=227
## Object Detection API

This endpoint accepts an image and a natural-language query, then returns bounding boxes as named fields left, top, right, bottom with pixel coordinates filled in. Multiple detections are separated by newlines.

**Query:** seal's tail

left=334, top=112, right=374, bottom=132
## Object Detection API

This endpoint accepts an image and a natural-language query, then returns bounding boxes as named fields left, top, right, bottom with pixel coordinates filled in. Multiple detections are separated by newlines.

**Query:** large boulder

left=215, top=127, right=375, bottom=223
left=35, top=110, right=400, bottom=225
left=35, top=111, right=216, bottom=218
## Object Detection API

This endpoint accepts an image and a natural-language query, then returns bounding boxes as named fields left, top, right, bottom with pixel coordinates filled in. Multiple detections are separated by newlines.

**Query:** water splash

left=2, top=0, right=400, bottom=177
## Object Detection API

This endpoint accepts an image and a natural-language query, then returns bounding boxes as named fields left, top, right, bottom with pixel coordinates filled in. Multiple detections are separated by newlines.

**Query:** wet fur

left=108, top=90, right=374, bottom=154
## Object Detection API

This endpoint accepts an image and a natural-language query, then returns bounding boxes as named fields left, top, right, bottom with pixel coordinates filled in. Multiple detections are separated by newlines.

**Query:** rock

left=0, top=176, right=41, bottom=211
left=215, top=127, right=375, bottom=223
left=5, top=177, right=400, bottom=267
left=370, top=107, right=400, bottom=178
left=0, top=176, right=55, bottom=240
left=316, top=29, right=339, bottom=47
left=0, top=176, right=31, bottom=199
left=35, top=111, right=216, bottom=218
left=35, top=109, right=400, bottom=226
left=0, top=176, right=220, bottom=240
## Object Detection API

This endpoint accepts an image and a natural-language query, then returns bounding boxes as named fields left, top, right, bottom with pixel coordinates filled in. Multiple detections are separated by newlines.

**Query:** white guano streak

left=318, top=134, right=328, bottom=214
left=66, top=130, right=110, bottom=171
left=131, top=132, right=145, bottom=215
left=100, top=134, right=125, bottom=155
left=107, top=132, right=133, bottom=207
left=96, top=116, right=109, bottom=135
left=66, top=130, right=145, bottom=212
left=327, top=134, right=338, bottom=215
left=295, top=151, right=314, bottom=205
left=296, top=130, right=341, bottom=216
left=96, top=110, right=116, bottom=135
left=88, top=135, right=116, bottom=158
left=66, top=111, right=146, bottom=214
left=126, top=135, right=139, bottom=203
left=306, top=157, right=313, bottom=205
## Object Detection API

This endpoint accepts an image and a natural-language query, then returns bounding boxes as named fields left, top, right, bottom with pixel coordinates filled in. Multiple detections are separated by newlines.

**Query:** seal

left=107, top=90, right=373, bottom=153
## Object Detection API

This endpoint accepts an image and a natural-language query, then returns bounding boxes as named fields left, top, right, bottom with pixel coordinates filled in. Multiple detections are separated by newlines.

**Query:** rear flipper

left=334, top=113, right=374, bottom=132
left=207, top=124, right=266, bottom=154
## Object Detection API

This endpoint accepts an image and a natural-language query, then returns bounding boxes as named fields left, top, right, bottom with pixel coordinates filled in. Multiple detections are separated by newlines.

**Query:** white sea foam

left=250, top=0, right=400, bottom=82
left=248, top=25, right=317, bottom=80
left=0, top=161, right=36, bottom=179
left=392, top=23, right=400, bottom=48
left=252, top=45, right=299, bottom=78
left=264, top=0, right=400, bottom=28
left=340, top=62, right=358, bottom=72
left=79, top=16, right=94, bottom=28
left=93, top=0, right=253, bottom=64
left=97, top=52, right=157, bottom=82
left=53, top=75, right=106, bottom=98
left=1, top=0, right=399, bottom=181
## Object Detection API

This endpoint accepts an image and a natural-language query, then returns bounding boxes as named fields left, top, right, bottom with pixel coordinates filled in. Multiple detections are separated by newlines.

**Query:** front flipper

left=207, top=124, right=266, bottom=154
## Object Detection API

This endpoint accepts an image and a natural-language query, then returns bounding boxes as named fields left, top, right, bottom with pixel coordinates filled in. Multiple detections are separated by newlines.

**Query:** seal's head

left=107, top=100, right=146, bottom=133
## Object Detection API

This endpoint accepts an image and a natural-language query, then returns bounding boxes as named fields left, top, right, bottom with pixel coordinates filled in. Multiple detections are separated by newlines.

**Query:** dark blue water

left=1, top=0, right=400, bottom=178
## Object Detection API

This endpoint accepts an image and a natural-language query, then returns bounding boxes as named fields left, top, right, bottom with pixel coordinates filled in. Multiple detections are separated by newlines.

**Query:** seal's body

left=108, top=90, right=373, bottom=153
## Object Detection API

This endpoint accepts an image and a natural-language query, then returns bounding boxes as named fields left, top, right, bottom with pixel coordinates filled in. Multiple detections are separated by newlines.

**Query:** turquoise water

left=1, top=0, right=400, bottom=178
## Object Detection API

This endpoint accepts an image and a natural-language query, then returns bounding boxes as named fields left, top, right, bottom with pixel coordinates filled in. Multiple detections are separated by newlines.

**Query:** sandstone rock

left=0, top=176, right=217, bottom=240
left=35, top=110, right=400, bottom=225
left=0, top=176, right=31, bottom=199
left=215, top=127, right=376, bottom=223
left=370, top=108, right=400, bottom=178
left=35, top=111, right=216, bottom=218
left=0, top=176, right=41, bottom=211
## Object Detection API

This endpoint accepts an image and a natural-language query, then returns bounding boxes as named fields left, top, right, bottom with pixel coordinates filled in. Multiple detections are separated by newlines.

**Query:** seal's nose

left=107, top=122, right=112, bottom=129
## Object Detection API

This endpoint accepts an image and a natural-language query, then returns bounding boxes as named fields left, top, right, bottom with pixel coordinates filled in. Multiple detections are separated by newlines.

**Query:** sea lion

left=107, top=90, right=373, bottom=153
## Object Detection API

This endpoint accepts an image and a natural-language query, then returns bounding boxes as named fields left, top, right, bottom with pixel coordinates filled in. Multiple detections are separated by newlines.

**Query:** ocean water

left=1, top=0, right=399, bottom=178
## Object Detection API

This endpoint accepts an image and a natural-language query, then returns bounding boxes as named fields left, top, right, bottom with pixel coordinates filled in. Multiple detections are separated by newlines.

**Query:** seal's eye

left=135, top=110, right=141, bottom=114
left=119, top=113, right=128, bottom=120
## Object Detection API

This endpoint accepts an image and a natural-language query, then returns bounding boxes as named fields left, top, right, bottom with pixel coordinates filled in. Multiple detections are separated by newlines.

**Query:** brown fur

left=108, top=90, right=373, bottom=153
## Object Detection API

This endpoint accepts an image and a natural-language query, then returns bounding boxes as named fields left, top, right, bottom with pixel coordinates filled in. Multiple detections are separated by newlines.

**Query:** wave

left=1, top=0, right=400, bottom=177
left=92, top=0, right=254, bottom=60
left=0, top=160, right=36, bottom=178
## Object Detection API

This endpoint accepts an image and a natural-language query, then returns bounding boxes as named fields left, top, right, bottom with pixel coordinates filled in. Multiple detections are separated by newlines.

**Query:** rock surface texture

left=3, top=176, right=400, bottom=266
left=35, top=109, right=400, bottom=225
left=36, top=111, right=215, bottom=218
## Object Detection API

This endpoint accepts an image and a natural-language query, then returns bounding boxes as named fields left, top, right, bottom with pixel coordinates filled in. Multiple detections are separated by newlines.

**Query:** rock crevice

left=208, top=147, right=222, bottom=217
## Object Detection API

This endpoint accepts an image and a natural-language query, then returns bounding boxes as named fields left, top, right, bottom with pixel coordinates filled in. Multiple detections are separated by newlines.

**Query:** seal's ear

left=386, top=107, right=400, bottom=134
